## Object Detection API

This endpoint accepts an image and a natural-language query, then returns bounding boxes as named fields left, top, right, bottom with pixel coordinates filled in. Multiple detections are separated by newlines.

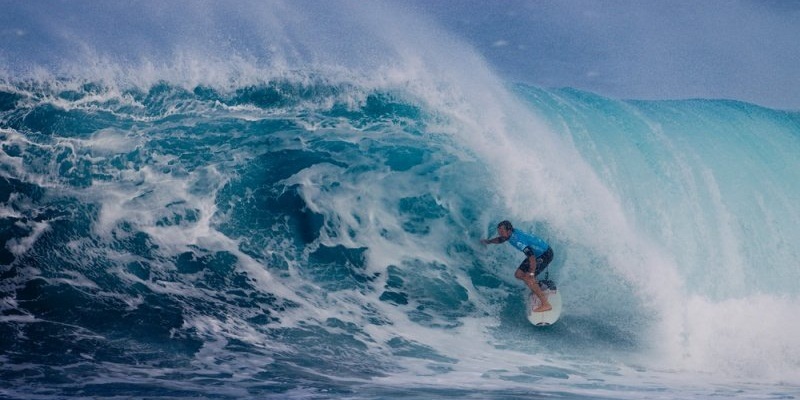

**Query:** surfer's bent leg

left=515, top=256, right=552, bottom=312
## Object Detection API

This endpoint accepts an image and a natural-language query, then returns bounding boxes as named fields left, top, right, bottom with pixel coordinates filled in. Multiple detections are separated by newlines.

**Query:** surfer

left=481, top=220, right=554, bottom=312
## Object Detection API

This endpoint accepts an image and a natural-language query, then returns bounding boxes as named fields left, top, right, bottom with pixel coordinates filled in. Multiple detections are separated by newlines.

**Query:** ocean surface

left=2, top=2, right=800, bottom=399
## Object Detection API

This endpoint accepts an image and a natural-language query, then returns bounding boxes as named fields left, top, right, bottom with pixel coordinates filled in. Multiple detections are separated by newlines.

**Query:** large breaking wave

left=1, top=1, right=799, bottom=398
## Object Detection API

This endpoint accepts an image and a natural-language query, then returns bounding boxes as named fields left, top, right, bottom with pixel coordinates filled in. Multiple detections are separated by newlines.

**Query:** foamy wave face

left=0, top=73, right=711, bottom=398
left=1, top=76, right=537, bottom=396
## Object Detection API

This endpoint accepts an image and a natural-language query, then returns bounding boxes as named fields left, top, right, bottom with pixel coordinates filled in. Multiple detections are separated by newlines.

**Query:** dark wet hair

left=497, top=220, right=513, bottom=231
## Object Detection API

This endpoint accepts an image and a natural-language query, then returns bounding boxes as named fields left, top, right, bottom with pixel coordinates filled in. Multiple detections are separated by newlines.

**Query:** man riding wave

left=481, top=220, right=554, bottom=312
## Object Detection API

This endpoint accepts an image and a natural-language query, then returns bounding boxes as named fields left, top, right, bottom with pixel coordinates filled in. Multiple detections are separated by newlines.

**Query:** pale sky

left=405, top=0, right=800, bottom=110
left=2, top=0, right=798, bottom=110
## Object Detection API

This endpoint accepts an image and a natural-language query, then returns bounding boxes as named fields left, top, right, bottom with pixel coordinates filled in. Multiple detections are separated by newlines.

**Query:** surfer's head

left=497, top=220, right=513, bottom=239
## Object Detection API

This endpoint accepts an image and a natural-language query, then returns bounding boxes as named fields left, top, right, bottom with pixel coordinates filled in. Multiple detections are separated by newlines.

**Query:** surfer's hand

left=480, top=239, right=490, bottom=245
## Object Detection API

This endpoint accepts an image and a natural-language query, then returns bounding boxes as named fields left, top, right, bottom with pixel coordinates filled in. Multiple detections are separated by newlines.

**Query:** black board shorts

left=518, top=247, right=553, bottom=277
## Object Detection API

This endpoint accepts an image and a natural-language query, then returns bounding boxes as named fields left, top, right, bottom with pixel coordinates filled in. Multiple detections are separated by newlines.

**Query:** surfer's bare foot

left=533, top=303, right=552, bottom=313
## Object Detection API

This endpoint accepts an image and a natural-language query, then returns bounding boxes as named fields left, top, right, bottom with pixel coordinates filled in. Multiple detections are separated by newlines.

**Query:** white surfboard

left=526, top=280, right=562, bottom=326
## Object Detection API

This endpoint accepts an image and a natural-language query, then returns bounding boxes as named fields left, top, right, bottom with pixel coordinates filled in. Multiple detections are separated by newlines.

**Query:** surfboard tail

left=526, top=288, right=563, bottom=326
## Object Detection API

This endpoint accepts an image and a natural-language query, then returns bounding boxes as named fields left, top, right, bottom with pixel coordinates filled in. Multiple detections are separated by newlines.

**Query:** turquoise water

left=2, top=3, right=800, bottom=399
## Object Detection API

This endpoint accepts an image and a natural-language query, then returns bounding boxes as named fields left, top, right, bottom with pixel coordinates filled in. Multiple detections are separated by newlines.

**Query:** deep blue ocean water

left=2, top=3, right=800, bottom=399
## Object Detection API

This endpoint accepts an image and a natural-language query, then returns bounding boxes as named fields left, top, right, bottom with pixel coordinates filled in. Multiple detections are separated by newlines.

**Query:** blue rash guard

left=507, top=230, right=549, bottom=258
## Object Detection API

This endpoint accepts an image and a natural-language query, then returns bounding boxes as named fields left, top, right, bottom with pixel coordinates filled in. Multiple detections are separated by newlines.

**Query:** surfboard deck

left=526, top=280, right=562, bottom=326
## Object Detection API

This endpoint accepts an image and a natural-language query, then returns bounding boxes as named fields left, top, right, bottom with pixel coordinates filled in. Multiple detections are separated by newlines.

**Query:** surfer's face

left=497, top=226, right=511, bottom=239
